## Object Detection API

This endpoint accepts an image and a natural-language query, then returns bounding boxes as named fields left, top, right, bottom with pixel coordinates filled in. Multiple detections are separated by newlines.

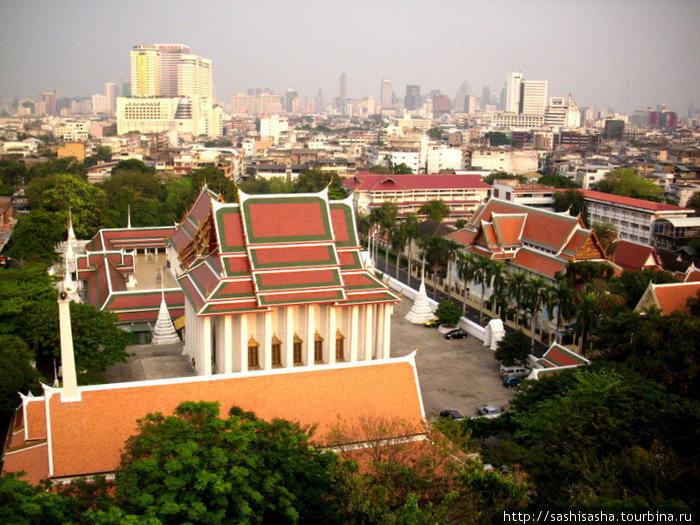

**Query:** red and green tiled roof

left=537, top=343, right=590, bottom=368
left=173, top=190, right=398, bottom=316
left=86, top=227, right=176, bottom=252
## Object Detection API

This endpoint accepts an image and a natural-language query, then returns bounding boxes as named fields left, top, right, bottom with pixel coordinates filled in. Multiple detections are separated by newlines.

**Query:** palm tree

left=388, top=226, right=408, bottom=279
left=418, top=235, right=451, bottom=299
left=443, top=239, right=462, bottom=298
left=547, top=279, right=576, bottom=343
left=402, top=214, right=419, bottom=281
left=458, top=252, right=478, bottom=316
left=575, top=291, right=602, bottom=356
left=524, top=277, right=551, bottom=349
left=418, top=199, right=450, bottom=223
left=507, top=271, right=529, bottom=328
left=370, top=202, right=398, bottom=267
left=488, top=261, right=508, bottom=320
left=473, top=255, right=495, bottom=325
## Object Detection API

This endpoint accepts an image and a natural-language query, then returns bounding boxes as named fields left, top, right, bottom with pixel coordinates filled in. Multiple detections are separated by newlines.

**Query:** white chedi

left=405, top=279, right=435, bottom=324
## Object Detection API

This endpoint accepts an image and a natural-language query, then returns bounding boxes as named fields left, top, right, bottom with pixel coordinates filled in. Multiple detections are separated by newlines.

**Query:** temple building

left=2, top=188, right=420, bottom=486
left=168, top=187, right=400, bottom=375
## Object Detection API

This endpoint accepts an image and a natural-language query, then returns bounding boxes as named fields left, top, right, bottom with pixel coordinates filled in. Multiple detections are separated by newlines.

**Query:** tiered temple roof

left=447, top=198, right=607, bottom=279
left=171, top=188, right=399, bottom=316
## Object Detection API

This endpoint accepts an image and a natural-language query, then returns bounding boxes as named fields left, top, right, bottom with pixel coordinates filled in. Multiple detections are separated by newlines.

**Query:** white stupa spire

left=405, top=277, right=435, bottom=324
left=151, top=276, right=180, bottom=345
left=67, top=209, right=77, bottom=246
left=127, top=204, right=132, bottom=229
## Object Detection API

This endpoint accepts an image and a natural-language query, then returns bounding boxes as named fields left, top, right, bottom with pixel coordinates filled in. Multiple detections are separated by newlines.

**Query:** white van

left=499, top=365, right=530, bottom=379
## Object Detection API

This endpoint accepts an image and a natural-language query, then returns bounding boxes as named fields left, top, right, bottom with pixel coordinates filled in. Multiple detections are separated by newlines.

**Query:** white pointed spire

left=151, top=272, right=180, bottom=345
left=67, top=209, right=77, bottom=245
left=405, top=277, right=435, bottom=324
left=127, top=204, right=132, bottom=229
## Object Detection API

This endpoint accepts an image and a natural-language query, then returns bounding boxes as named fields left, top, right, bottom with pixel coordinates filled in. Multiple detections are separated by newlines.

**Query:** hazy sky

left=2, top=0, right=698, bottom=114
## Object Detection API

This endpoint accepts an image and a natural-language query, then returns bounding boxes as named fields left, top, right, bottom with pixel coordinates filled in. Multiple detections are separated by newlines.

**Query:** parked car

left=503, top=375, right=522, bottom=387
left=476, top=404, right=501, bottom=418
left=499, top=365, right=530, bottom=379
left=439, top=409, right=465, bottom=421
left=444, top=328, right=468, bottom=339
left=424, top=317, right=441, bottom=328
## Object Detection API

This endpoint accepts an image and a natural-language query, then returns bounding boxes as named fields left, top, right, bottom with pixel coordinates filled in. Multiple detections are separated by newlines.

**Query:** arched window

left=335, top=329, right=345, bottom=361
left=271, top=334, right=282, bottom=367
left=248, top=336, right=259, bottom=369
left=314, top=331, right=324, bottom=363
left=293, top=333, right=303, bottom=365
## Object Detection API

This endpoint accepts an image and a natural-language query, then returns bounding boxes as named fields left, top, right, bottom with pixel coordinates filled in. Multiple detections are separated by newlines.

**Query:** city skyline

left=1, top=0, right=699, bottom=114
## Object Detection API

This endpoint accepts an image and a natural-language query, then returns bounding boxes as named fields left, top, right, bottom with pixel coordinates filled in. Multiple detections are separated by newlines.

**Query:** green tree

left=547, top=278, right=576, bottom=342
left=687, top=191, right=700, bottom=215
left=392, top=162, right=413, bottom=174
left=402, top=214, right=420, bottom=280
left=507, top=271, right=529, bottom=328
left=537, top=174, right=580, bottom=188
left=484, top=131, right=513, bottom=147
left=592, top=167, right=664, bottom=202
left=370, top=201, right=398, bottom=264
left=388, top=224, right=408, bottom=279
left=293, top=169, right=346, bottom=199
left=25, top=174, right=108, bottom=238
left=552, top=188, right=586, bottom=219
left=458, top=252, right=478, bottom=316
left=427, top=127, right=443, bottom=140
left=0, top=335, right=41, bottom=417
left=113, top=401, right=340, bottom=524
left=434, top=300, right=462, bottom=326
left=503, top=367, right=700, bottom=508
left=188, top=166, right=237, bottom=202
left=111, top=159, right=155, bottom=174
left=524, top=277, right=551, bottom=349
left=608, top=268, right=679, bottom=308
left=0, top=473, right=75, bottom=525
left=483, top=171, right=526, bottom=185
left=418, top=199, right=450, bottom=222
left=592, top=220, right=619, bottom=257
left=494, top=330, right=530, bottom=366
left=165, top=177, right=197, bottom=222
left=6, top=210, right=65, bottom=263
left=418, top=235, right=452, bottom=298
left=27, top=157, right=86, bottom=181
left=368, top=164, right=392, bottom=174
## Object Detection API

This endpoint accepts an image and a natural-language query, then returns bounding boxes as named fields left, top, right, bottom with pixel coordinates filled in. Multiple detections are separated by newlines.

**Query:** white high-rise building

left=105, top=82, right=118, bottom=115
left=118, top=44, right=221, bottom=136
left=178, top=55, right=212, bottom=99
left=156, top=44, right=190, bottom=97
left=504, top=72, right=523, bottom=113
left=380, top=79, right=392, bottom=108
left=521, top=80, right=548, bottom=116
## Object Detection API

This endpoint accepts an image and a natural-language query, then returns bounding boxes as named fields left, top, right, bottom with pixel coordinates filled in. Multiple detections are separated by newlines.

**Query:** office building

left=380, top=79, right=392, bottom=108
left=118, top=44, right=221, bottom=136
left=520, top=80, right=548, bottom=115
left=285, top=89, right=298, bottom=113
left=105, top=82, right=118, bottom=115
left=405, top=85, right=421, bottom=111
left=503, top=72, right=523, bottom=113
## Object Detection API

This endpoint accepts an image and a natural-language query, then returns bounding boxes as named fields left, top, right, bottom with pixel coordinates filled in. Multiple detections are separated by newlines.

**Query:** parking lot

left=391, top=297, right=515, bottom=420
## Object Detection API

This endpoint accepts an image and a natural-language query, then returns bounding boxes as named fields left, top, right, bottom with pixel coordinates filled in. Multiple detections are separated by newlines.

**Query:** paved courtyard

left=391, top=297, right=515, bottom=420
left=104, top=296, right=514, bottom=421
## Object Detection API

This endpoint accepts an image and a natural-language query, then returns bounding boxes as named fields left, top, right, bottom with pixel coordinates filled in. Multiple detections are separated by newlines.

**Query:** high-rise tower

left=504, top=72, right=522, bottom=113
left=405, top=85, right=421, bottom=111
left=156, top=44, right=190, bottom=97
left=520, top=80, right=548, bottom=116
left=130, top=45, right=162, bottom=97
left=380, top=79, right=392, bottom=108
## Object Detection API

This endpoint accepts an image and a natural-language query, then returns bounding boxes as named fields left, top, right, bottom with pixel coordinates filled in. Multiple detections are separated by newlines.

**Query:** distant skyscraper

left=339, top=73, right=347, bottom=100
left=481, top=86, right=491, bottom=108
left=285, top=89, right=298, bottom=113
left=454, top=82, right=470, bottom=113
left=405, top=85, right=421, bottom=111
left=156, top=44, right=190, bottom=97
left=432, top=94, right=451, bottom=115
left=604, top=119, right=625, bottom=140
left=380, top=79, right=392, bottom=108
left=104, top=82, right=118, bottom=115
left=178, top=54, right=212, bottom=98
left=520, top=80, right=548, bottom=115
left=41, top=91, right=58, bottom=116
left=504, top=72, right=523, bottom=113
left=130, top=45, right=161, bottom=97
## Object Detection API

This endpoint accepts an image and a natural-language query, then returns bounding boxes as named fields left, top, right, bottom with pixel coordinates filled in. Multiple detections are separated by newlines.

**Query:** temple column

left=381, top=304, right=392, bottom=359
left=305, top=305, right=316, bottom=366
left=234, top=314, right=248, bottom=372
left=363, top=304, right=374, bottom=360
left=349, top=305, right=359, bottom=361
left=223, top=315, right=233, bottom=374
left=202, top=316, right=212, bottom=375
left=283, top=306, right=294, bottom=368
left=327, top=306, right=337, bottom=365
left=262, top=312, right=272, bottom=370
left=374, top=303, right=384, bottom=360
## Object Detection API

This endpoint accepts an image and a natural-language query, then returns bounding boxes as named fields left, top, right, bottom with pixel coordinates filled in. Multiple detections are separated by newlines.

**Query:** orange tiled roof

left=652, top=282, right=700, bottom=315
left=611, top=240, right=661, bottom=272
left=510, top=248, right=567, bottom=279
left=3, top=356, right=425, bottom=483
